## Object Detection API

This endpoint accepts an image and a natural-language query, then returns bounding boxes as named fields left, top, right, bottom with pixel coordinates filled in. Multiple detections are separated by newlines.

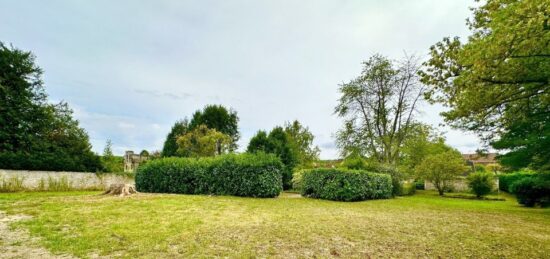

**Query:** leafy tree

left=139, top=150, right=149, bottom=157
left=420, top=0, right=550, bottom=170
left=335, top=54, right=425, bottom=164
left=284, top=120, right=320, bottom=166
left=101, top=139, right=123, bottom=172
left=247, top=127, right=298, bottom=190
left=189, top=105, right=240, bottom=151
left=177, top=125, right=231, bottom=157
left=0, top=42, right=102, bottom=172
left=399, top=123, right=452, bottom=175
left=246, top=130, right=270, bottom=152
left=161, top=119, right=189, bottom=157
left=416, top=149, right=468, bottom=195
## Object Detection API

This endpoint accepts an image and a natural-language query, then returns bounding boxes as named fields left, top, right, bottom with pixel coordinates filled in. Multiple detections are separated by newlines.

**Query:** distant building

left=124, top=151, right=148, bottom=172
left=462, top=153, right=498, bottom=166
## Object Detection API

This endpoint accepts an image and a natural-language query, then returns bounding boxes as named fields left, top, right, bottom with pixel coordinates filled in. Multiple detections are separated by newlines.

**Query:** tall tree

left=420, top=0, right=550, bottom=170
left=0, top=42, right=102, bottom=172
left=283, top=120, right=320, bottom=166
left=247, top=127, right=298, bottom=190
left=189, top=105, right=240, bottom=151
left=335, top=54, right=425, bottom=164
left=161, top=119, right=189, bottom=157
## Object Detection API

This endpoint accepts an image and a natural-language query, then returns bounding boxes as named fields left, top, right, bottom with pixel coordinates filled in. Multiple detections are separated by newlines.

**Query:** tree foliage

left=399, top=123, right=452, bottom=175
left=189, top=105, right=240, bottom=151
left=177, top=125, right=231, bottom=157
left=247, top=127, right=298, bottom=190
left=283, top=120, right=320, bottom=166
left=101, top=139, right=123, bottom=172
left=420, top=0, right=550, bottom=170
left=416, top=149, right=468, bottom=195
left=0, top=42, right=102, bottom=172
left=161, top=119, right=189, bottom=157
left=335, top=54, right=425, bottom=164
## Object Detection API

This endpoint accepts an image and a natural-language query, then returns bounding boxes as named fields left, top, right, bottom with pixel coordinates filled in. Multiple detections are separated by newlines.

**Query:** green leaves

left=135, top=153, right=284, bottom=198
left=420, top=0, right=550, bottom=170
left=301, top=168, right=393, bottom=202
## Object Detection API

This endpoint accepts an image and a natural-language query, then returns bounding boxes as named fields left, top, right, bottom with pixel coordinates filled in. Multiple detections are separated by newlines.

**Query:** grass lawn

left=0, top=191, right=549, bottom=258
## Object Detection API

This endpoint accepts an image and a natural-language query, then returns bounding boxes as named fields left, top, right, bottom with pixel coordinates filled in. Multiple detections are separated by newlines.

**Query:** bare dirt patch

left=0, top=211, right=75, bottom=259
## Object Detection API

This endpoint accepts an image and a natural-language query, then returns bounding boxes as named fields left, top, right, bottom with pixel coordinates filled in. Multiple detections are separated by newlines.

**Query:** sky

left=0, top=0, right=484, bottom=159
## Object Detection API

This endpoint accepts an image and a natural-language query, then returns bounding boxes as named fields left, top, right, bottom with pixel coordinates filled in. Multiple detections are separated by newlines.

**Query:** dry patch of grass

left=0, top=191, right=549, bottom=258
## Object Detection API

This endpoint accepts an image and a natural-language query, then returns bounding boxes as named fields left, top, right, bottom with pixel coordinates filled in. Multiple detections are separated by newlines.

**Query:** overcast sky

left=1, top=0, right=483, bottom=159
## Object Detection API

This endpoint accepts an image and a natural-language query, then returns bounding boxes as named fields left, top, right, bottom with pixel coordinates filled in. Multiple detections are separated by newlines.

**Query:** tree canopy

left=420, top=0, right=550, bottom=170
left=189, top=105, right=240, bottom=151
left=0, top=42, right=102, bottom=172
left=335, top=54, right=425, bottom=164
left=161, top=119, right=189, bottom=157
left=177, top=125, right=231, bottom=157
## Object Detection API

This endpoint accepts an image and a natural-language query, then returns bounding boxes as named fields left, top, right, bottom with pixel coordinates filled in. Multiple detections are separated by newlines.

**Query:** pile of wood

left=102, top=184, right=137, bottom=197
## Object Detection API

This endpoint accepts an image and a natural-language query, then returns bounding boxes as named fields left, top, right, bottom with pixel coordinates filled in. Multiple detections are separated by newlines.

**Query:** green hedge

left=499, top=171, right=536, bottom=192
left=510, top=173, right=550, bottom=207
left=301, top=168, right=393, bottom=201
left=135, top=153, right=283, bottom=198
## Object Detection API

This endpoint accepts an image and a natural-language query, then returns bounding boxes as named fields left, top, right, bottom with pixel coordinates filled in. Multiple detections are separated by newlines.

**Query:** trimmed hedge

left=301, top=168, right=393, bottom=201
left=499, top=171, right=536, bottom=192
left=510, top=173, right=550, bottom=207
left=135, top=153, right=283, bottom=198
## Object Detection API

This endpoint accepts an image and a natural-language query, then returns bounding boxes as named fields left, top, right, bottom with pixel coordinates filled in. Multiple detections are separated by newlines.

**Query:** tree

left=399, top=123, right=452, bottom=175
left=0, top=42, right=102, bottom=172
left=416, top=150, right=468, bottom=196
left=419, top=0, right=550, bottom=170
left=284, top=120, right=320, bottom=166
left=176, top=125, right=231, bottom=157
left=101, top=139, right=123, bottom=172
left=246, top=130, right=270, bottom=153
left=189, top=105, right=240, bottom=151
left=335, top=54, right=425, bottom=164
left=247, top=127, right=298, bottom=190
left=161, top=119, right=189, bottom=157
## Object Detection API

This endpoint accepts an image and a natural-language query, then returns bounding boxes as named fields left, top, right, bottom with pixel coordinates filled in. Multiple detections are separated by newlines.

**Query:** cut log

left=103, top=184, right=137, bottom=197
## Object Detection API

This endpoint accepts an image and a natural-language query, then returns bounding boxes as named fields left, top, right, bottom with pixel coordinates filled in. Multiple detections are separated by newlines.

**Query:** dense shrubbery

left=499, top=170, right=536, bottom=192
left=510, top=173, right=550, bottom=207
left=135, top=153, right=283, bottom=198
left=340, top=156, right=403, bottom=196
left=467, top=172, right=495, bottom=198
left=301, top=168, right=392, bottom=201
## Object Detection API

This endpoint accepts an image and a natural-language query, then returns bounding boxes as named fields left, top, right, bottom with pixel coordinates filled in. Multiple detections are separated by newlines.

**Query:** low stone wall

left=425, top=177, right=499, bottom=192
left=0, top=169, right=134, bottom=191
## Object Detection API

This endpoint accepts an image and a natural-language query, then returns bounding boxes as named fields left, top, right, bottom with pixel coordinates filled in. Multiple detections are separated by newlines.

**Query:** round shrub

left=510, top=173, right=550, bottom=207
left=301, top=168, right=393, bottom=202
left=467, top=172, right=495, bottom=198
left=135, top=153, right=283, bottom=198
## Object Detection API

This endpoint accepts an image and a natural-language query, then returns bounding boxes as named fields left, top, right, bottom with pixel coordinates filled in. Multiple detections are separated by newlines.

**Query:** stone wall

left=0, top=169, right=134, bottom=191
left=425, top=177, right=499, bottom=192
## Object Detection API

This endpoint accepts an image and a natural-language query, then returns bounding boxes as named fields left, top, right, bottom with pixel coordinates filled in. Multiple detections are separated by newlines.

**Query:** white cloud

left=1, top=0, right=481, bottom=159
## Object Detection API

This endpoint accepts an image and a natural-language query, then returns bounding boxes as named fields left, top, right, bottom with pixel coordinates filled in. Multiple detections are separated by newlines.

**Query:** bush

left=499, top=170, right=536, bottom=192
left=510, top=173, right=550, bottom=207
left=401, top=182, right=416, bottom=196
left=301, top=168, right=393, bottom=201
left=135, top=153, right=283, bottom=198
left=340, top=159, right=404, bottom=196
left=467, top=172, right=495, bottom=198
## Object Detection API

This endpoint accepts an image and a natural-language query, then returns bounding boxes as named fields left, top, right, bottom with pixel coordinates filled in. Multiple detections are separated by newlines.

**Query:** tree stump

left=103, top=184, right=137, bottom=197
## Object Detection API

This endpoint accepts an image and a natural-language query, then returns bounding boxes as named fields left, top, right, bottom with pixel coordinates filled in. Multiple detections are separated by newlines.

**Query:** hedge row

left=301, top=168, right=393, bottom=201
left=135, top=153, right=283, bottom=198
left=499, top=171, right=536, bottom=192
left=510, top=173, right=550, bottom=207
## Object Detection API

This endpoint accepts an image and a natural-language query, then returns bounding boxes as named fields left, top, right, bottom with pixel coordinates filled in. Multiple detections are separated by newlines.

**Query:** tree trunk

left=103, top=184, right=137, bottom=197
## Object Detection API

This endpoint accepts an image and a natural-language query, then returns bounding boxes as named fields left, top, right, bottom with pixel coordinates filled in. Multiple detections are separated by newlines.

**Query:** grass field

left=0, top=191, right=549, bottom=258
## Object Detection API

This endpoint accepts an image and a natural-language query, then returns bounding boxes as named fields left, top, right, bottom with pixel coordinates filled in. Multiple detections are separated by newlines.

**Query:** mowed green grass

left=0, top=191, right=549, bottom=258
